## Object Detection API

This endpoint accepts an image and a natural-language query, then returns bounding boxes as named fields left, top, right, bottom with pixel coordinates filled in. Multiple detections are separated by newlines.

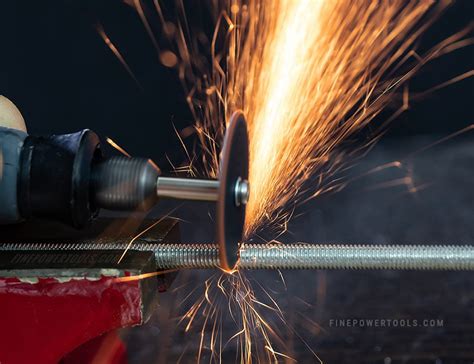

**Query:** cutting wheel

left=216, top=111, right=249, bottom=271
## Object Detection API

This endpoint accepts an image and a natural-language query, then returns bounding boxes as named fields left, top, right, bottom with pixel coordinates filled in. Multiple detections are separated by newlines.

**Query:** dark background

left=0, top=0, right=472, bottom=163
left=0, top=1, right=473, bottom=363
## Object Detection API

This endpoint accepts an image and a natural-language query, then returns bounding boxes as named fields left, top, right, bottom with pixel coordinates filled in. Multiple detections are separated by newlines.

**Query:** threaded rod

left=1, top=242, right=473, bottom=270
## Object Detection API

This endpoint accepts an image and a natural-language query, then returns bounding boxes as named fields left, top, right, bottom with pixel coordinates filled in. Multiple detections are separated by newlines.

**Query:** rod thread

left=240, top=244, right=474, bottom=270
left=1, top=243, right=473, bottom=270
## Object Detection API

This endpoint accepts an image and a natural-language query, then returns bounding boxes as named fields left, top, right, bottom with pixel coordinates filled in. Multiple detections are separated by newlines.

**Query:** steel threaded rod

left=240, top=244, right=474, bottom=270
left=1, top=242, right=474, bottom=270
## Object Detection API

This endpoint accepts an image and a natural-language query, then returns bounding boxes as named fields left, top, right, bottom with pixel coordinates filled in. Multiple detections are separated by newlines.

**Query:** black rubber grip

left=18, top=130, right=101, bottom=228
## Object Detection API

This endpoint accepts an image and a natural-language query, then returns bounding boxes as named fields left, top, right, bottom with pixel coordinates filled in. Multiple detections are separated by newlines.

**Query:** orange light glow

left=224, top=1, right=455, bottom=235
left=160, top=50, right=178, bottom=68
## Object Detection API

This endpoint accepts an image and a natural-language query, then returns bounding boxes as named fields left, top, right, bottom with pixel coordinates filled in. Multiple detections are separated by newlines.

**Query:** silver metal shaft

left=156, top=177, right=219, bottom=201
left=2, top=242, right=474, bottom=270
left=156, top=177, right=250, bottom=205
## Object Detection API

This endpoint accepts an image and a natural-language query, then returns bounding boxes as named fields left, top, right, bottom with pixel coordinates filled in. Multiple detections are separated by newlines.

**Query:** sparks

left=106, top=137, right=132, bottom=158
left=225, top=1, right=453, bottom=235
left=114, top=0, right=470, bottom=362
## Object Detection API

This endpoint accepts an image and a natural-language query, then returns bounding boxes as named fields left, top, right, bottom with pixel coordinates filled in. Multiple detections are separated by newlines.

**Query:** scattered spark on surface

left=412, top=69, right=474, bottom=101
left=147, top=158, right=162, bottom=173
left=117, top=207, right=181, bottom=264
left=174, top=270, right=317, bottom=363
left=97, top=24, right=142, bottom=89
left=113, top=269, right=178, bottom=283
left=405, top=124, right=474, bottom=158
left=106, top=137, right=161, bottom=171
left=106, top=137, right=132, bottom=158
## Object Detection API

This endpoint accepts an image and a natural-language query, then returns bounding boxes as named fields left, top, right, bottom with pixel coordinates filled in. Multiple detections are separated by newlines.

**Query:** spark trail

left=100, top=0, right=470, bottom=362
left=224, top=1, right=454, bottom=235
left=175, top=1, right=466, bottom=361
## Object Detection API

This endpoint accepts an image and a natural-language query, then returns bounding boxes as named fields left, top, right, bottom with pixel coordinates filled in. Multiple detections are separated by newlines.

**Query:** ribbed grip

left=91, top=157, right=159, bottom=211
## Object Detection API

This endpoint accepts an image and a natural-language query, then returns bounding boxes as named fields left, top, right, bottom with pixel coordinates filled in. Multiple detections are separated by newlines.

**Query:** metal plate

left=216, top=111, right=249, bottom=271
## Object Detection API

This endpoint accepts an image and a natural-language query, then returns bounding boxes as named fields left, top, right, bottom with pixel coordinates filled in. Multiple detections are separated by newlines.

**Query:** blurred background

left=0, top=1, right=473, bottom=363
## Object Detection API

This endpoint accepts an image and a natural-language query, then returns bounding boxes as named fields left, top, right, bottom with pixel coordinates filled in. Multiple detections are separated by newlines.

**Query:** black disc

left=216, top=111, right=249, bottom=271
